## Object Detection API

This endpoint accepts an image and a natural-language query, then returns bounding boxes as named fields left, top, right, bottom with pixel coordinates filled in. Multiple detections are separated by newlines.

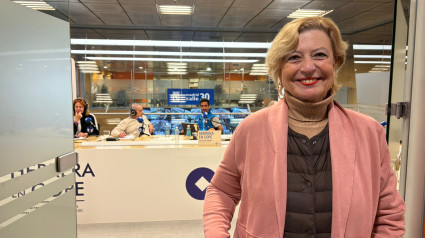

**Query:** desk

left=74, top=136, right=228, bottom=224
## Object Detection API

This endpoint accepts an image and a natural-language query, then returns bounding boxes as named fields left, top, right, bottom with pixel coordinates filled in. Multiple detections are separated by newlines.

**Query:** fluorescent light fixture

left=353, top=44, right=392, bottom=50
left=374, top=65, right=391, bottom=68
left=288, top=9, right=333, bottom=19
left=71, top=39, right=271, bottom=49
left=77, top=60, right=99, bottom=72
left=78, top=67, right=99, bottom=70
left=13, top=1, right=55, bottom=10
left=168, top=72, right=188, bottom=75
left=85, top=56, right=258, bottom=63
left=368, top=70, right=387, bottom=73
left=354, top=55, right=391, bottom=59
left=167, top=69, right=187, bottom=72
left=81, top=71, right=100, bottom=74
left=157, top=5, right=194, bottom=15
left=71, top=49, right=266, bottom=58
left=77, top=61, right=96, bottom=64
left=167, top=63, right=187, bottom=70
left=354, top=61, right=391, bottom=64
left=250, top=64, right=268, bottom=75
left=167, top=63, right=187, bottom=66
left=250, top=64, right=268, bottom=73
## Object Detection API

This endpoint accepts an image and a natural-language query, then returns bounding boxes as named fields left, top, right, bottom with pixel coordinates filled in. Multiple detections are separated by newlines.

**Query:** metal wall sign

left=167, top=89, right=214, bottom=105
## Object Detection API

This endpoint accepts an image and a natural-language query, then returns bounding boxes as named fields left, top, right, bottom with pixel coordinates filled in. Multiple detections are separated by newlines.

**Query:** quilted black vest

left=284, top=124, right=332, bottom=238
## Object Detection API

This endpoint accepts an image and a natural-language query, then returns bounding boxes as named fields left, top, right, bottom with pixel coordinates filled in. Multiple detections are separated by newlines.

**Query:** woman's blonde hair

left=266, top=17, right=348, bottom=97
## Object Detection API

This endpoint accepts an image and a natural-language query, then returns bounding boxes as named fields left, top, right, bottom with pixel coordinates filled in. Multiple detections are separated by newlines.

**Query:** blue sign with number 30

left=167, top=89, right=215, bottom=105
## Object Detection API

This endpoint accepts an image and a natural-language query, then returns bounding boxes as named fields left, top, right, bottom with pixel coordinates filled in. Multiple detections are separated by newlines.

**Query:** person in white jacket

left=111, top=103, right=154, bottom=138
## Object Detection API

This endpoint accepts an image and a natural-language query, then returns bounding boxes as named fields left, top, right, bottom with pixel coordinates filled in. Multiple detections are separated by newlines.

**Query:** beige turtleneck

left=284, top=92, right=334, bottom=139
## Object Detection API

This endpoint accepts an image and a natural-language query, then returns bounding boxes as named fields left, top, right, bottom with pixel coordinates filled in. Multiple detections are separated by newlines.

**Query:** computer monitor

left=182, top=123, right=199, bottom=135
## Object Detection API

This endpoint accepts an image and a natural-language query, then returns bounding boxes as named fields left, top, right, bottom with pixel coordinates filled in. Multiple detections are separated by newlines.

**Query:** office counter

left=74, top=136, right=228, bottom=224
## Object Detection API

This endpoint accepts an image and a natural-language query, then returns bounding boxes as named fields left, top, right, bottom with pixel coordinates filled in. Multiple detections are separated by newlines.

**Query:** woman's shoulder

left=334, top=103, right=383, bottom=133
left=346, top=108, right=380, bottom=126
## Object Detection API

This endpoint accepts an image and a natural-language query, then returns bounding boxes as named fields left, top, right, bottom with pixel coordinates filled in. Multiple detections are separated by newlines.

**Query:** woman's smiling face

left=280, top=29, right=336, bottom=103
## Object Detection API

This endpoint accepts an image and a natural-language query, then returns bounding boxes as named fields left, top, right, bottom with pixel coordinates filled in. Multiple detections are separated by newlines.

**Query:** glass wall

left=70, top=32, right=278, bottom=134
left=63, top=1, right=397, bottom=136
left=71, top=36, right=277, bottom=109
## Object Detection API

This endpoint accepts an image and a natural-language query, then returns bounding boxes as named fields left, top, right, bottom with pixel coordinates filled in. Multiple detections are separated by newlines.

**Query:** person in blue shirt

left=195, top=99, right=224, bottom=133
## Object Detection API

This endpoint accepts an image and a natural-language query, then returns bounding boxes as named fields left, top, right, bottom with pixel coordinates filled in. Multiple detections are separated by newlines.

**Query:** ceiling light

left=249, top=64, right=268, bottom=75
left=167, top=72, right=188, bottom=75
left=85, top=57, right=259, bottom=63
left=71, top=49, right=266, bottom=58
left=206, top=67, right=211, bottom=71
left=354, top=61, right=391, bottom=64
left=78, top=66, right=99, bottom=70
left=368, top=70, right=388, bottom=73
left=77, top=60, right=99, bottom=72
left=81, top=71, right=100, bottom=74
left=251, top=64, right=268, bottom=70
left=353, top=44, right=392, bottom=50
left=157, top=5, right=194, bottom=15
left=354, top=55, right=391, bottom=59
left=167, top=63, right=187, bottom=69
left=71, top=39, right=271, bottom=49
left=370, top=67, right=389, bottom=71
left=374, top=65, right=391, bottom=68
left=288, top=9, right=333, bottom=19
left=167, top=69, right=187, bottom=72
left=13, top=1, right=55, bottom=10
left=77, top=61, right=97, bottom=64
left=167, top=63, right=187, bottom=66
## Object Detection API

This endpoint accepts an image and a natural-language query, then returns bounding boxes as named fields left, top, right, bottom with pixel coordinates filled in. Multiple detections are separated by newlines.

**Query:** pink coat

left=203, top=100, right=405, bottom=238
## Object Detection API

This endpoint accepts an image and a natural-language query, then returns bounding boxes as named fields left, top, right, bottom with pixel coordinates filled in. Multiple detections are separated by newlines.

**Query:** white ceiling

left=40, top=0, right=399, bottom=72
left=42, top=0, right=395, bottom=43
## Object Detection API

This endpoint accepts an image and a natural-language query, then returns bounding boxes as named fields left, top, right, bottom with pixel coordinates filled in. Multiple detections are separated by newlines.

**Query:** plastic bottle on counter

left=174, top=126, right=179, bottom=142
left=165, top=123, right=170, bottom=137
left=186, top=125, right=191, bottom=139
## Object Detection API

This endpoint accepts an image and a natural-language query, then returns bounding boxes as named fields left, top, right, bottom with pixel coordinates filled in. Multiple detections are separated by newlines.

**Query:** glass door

left=389, top=0, right=425, bottom=237
left=0, top=1, right=77, bottom=237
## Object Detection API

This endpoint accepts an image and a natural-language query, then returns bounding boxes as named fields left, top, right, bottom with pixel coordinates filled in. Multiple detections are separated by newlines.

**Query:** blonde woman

left=203, top=17, right=405, bottom=238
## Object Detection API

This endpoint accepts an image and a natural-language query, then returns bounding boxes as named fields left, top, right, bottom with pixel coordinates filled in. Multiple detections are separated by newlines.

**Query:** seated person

left=195, top=99, right=223, bottom=133
left=73, top=98, right=99, bottom=138
left=111, top=103, right=154, bottom=138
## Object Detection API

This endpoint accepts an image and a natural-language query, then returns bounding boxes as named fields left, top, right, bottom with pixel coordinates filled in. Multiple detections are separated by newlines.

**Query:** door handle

left=56, top=151, right=78, bottom=172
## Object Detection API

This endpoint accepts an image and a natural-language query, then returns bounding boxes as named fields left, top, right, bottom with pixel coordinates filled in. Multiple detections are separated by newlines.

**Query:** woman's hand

left=77, top=132, right=88, bottom=138
left=75, top=111, right=83, bottom=122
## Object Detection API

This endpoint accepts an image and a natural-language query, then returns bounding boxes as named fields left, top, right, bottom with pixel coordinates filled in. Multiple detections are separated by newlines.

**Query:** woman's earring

left=277, top=80, right=284, bottom=99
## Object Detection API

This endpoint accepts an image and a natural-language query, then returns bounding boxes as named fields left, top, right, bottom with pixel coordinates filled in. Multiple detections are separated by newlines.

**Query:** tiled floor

left=77, top=219, right=237, bottom=238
